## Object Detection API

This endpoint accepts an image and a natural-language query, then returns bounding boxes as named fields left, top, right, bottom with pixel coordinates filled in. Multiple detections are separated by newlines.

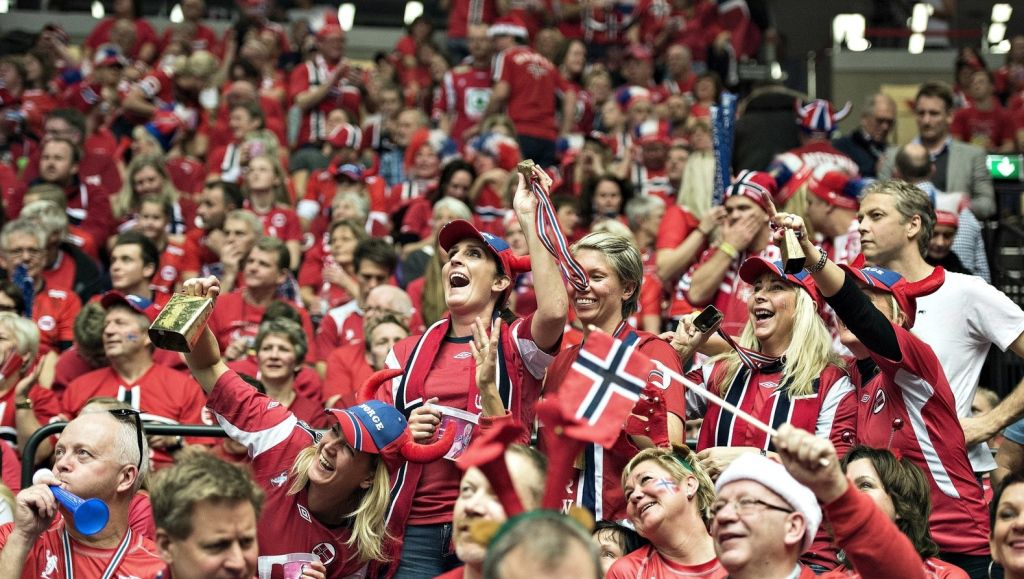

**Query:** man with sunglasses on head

left=832, top=94, right=897, bottom=178
left=0, top=407, right=164, bottom=578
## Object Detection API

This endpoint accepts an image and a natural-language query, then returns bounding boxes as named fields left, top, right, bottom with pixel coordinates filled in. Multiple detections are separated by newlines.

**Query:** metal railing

left=20, top=422, right=227, bottom=489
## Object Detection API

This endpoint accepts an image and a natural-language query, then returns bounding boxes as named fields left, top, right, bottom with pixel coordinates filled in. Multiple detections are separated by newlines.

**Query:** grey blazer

left=879, top=139, right=996, bottom=219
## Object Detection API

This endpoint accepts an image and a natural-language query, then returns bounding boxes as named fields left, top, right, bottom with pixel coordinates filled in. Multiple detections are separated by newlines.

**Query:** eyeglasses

left=4, top=248, right=43, bottom=259
left=108, top=408, right=144, bottom=470
left=873, top=117, right=895, bottom=126
left=710, top=496, right=794, bottom=518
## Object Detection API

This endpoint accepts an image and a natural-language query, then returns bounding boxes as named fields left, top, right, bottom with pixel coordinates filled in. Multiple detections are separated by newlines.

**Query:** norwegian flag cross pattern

left=560, top=331, right=657, bottom=448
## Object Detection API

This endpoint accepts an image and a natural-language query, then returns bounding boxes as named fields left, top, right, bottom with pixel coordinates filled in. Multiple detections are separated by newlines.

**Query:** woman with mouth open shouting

left=770, top=201, right=991, bottom=578
left=180, top=276, right=452, bottom=579
left=539, top=231, right=688, bottom=521
left=372, top=164, right=569, bottom=578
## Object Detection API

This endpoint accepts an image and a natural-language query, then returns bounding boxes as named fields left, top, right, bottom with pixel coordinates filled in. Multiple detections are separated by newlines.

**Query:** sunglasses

left=108, top=408, right=144, bottom=470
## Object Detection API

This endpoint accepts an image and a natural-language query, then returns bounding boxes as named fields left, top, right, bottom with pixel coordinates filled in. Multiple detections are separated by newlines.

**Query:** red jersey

left=434, top=65, right=493, bottom=147
left=689, top=360, right=856, bottom=455
left=540, top=324, right=685, bottom=521
left=0, top=383, right=61, bottom=449
left=34, top=287, right=81, bottom=355
left=206, top=370, right=371, bottom=578
left=608, top=548, right=727, bottom=579
left=288, top=56, right=363, bottom=146
left=678, top=244, right=782, bottom=336
left=167, top=157, right=206, bottom=198
left=316, top=301, right=365, bottom=362
left=382, top=314, right=554, bottom=524
left=634, top=0, right=720, bottom=62
left=632, top=165, right=673, bottom=205
left=53, top=346, right=101, bottom=400
left=324, top=344, right=373, bottom=408
left=655, top=205, right=703, bottom=319
left=853, top=325, right=990, bottom=556
left=180, top=228, right=220, bottom=275
left=446, top=0, right=499, bottom=38
left=951, top=103, right=1015, bottom=150
left=41, top=250, right=78, bottom=295
left=85, top=17, right=159, bottom=59
left=493, top=46, right=567, bottom=140
left=246, top=204, right=302, bottom=244
left=159, top=23, right=220, bottom=55
left=0, top=521, right=163, bottom=578
left=207, top=291, right=317, bottom=359
left=20, top=88, right=56, bottom=137
left=62, top=363, right=208, bottom=467
left=151, top=241, right=187, bottom=295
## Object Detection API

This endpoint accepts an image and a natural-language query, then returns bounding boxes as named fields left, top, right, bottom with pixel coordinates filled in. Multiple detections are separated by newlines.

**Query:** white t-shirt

left=914, top=271, right=1024, bottom=472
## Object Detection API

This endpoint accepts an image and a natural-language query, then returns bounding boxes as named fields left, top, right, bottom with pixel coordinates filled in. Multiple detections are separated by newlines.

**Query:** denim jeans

left=392, top=523, right=459, bottom=579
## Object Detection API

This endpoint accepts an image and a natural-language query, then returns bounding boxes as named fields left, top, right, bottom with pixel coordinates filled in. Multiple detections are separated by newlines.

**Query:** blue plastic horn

left=49, top=486, right=110, bottom=536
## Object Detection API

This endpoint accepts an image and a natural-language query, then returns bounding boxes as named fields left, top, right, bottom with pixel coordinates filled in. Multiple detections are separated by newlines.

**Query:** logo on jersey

left=41, top=550, right=58, bottom=579
left=860, top=393, right=871, bottom=403
left=160, top=265, right=177, bottom=281
left=272, top=213, right=287, bottom=228
left=200, top=406, right=215, bottom=426
left=312, top=543, right=337, bottom=565
left=465, top=87, right=491, bottom=117
left=37, top=315, right=56, bottom=332
left=297, top=504, right=312, bottom=523
left=271, top=471, right=288, bottom=487
left=872, top=390, right=886, bottom=414
left=454, top=351, right=472, bottom=360
left=759, top=380, right=779, bottom=390
left=268, top=401, right=281, bottom=409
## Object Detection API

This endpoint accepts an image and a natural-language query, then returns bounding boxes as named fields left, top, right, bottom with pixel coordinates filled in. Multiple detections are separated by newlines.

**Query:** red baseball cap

left=739, top=257, right=821, bottom=306
left=807, top=168, right=862, bottom=211
left=438, top=220, right=531, bottom=280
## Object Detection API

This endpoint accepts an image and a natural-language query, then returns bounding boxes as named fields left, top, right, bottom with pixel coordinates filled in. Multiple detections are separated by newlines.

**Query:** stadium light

left=0, top=0, right=8, bottom=14
left=910, top=3, right=931, bottom=33
left=170, top=3, right=184, bottom=23
left=338, top=3, right=355, bottom=31
left=908, top=33, right=925, bottom=54
left=992, top=4, right=1012, bottom=23
left=989, top=22, right=1006, bottom=45
left=404, top=2, right=424, bottom=25
left=832, top=14, right=870, bottom=52
left=91, top=0, right=105, bottom=19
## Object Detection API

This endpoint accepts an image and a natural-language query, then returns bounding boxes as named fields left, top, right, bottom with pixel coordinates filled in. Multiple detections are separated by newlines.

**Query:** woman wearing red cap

left=671, top=258, right=855, bottom=471
left=377, top=165, right=568, bottom=578
left=540, top=230, right=686, bottom=522
left=771, top=209, right=991, bottom=578
left=181, top=275, right=451, bottom=579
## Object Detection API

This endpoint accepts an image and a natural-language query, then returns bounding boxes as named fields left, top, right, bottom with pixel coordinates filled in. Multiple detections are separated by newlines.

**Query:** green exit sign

left=988, top=155, right=1023, bottom=181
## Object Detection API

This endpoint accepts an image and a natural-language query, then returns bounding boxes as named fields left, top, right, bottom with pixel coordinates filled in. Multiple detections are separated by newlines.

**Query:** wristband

left=717, top=241, right=739, bottom=260
left=805, top=248, right=829, bottom=273
left=15, top=398, right=32, bottom=410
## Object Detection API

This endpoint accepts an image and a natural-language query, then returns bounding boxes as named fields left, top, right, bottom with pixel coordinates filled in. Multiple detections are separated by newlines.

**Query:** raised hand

left=659, top=312, right=713, bottom=362
left=471, top=317, right=504, bottom=417
left=408, top=397, right=441, bottom=443
left=182, top=276, right=222, bottom=301
left=772, top=423, right=846, bottom=503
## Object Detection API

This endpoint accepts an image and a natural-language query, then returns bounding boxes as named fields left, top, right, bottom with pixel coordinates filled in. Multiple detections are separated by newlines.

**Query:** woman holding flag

left=539, top=230, right=687, bottom=522
left=374, top=164, right=569, bottom=578
left=668, top=257, right=856, bottom=482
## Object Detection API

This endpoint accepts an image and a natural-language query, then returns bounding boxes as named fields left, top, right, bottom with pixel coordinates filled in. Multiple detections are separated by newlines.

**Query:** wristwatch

left=15, top=398, right=32, bottom=410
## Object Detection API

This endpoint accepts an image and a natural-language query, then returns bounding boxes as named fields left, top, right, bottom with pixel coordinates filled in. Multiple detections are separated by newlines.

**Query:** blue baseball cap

left=327, top=400, right=409, bottom=456
left=837, top=265, right=917, bottom=328
left=100, top=291, right=163, bottom=322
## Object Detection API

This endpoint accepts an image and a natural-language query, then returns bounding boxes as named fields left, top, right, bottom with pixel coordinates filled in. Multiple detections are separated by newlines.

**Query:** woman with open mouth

left=374, top=164, right=569, bottom=578
left=611, top=447, right=724, bottom=578
left=667, top=257, right=855, bottom=483
left=539, top=230, right=687, bottom=522
left=180, top=275, right=451, bottom=579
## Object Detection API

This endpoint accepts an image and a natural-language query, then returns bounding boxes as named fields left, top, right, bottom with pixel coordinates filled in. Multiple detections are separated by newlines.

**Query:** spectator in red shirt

left=325, top=313, right=409, bottom=409
left=29, top=138, right=115, bottom=249
left=434, top=23, right=494, bottom=149
left=84, top=0, right=158, bottom=64
left=180, top=180, right=245, bottom=283
left=0, top=312, right=59, bottom=466
left=108, top=231, right=167, bottom=305
left=0, top=219, right=81, bottom=361
left=951, top=69, right=1015, bottom=153
left=485, top=17, right=575, bottom=169
left=135, top=198, right=188, bottom=295
left=242, top=154, right=302, bottom=270
left=113, top=153, right=194, bottom=238
left=19, top=195, right=106, bottom=303
left=289, top=22, right=365, bottom=148
left=159, top=0, right=220, bottom=56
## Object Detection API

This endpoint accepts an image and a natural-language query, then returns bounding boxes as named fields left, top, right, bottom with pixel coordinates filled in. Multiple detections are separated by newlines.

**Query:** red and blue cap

left=796, top=99, right=852, bottom=135
left=438, top=219, right=531, bottom=279
left=807, top=166, right=865, bottom=211
left=739, top=257, right=822, bottom=306
left=726, top=170, right=778, bottom=213
left=837, top=265, right=917, bottom=328
left=100, top=291, right=163, bottom=322
left=326, top=398, right=454, bottom=464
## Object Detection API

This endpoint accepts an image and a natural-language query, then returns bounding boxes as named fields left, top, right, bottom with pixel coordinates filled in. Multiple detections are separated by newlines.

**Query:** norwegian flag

left=555, top=330, right=658, bottom=447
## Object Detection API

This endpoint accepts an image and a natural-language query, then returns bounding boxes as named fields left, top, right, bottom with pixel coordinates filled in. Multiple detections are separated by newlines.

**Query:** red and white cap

left=796, top=98, right=852, bottom=135
left=807, top=166, right=862, bottom=211
left=488, top=16, right=529, bottom=39
left=327, top=123, right=362, bottom=150
left=726, top=170, right=778, bottom=213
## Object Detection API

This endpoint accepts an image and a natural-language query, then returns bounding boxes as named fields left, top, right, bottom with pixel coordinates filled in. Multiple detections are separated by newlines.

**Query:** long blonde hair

left=711, top=288, right=842, bottom=397
left=115, top=154, right=180, bottom=219
left=286, top=446, right=392, bottom=562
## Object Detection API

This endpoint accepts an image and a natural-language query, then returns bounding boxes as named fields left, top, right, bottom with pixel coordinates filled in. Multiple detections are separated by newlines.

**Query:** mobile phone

left=692, top=306, right=724, bottom=334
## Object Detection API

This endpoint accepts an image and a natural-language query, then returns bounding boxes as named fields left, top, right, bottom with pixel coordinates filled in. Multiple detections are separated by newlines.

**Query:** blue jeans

left=393, top=523, right=459, bottom=579
left=938, top=552, right=997, bottom=579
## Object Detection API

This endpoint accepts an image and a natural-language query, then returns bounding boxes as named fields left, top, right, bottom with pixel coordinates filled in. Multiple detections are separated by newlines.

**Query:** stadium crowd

left=1, top=0, right=1024, bottom=577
